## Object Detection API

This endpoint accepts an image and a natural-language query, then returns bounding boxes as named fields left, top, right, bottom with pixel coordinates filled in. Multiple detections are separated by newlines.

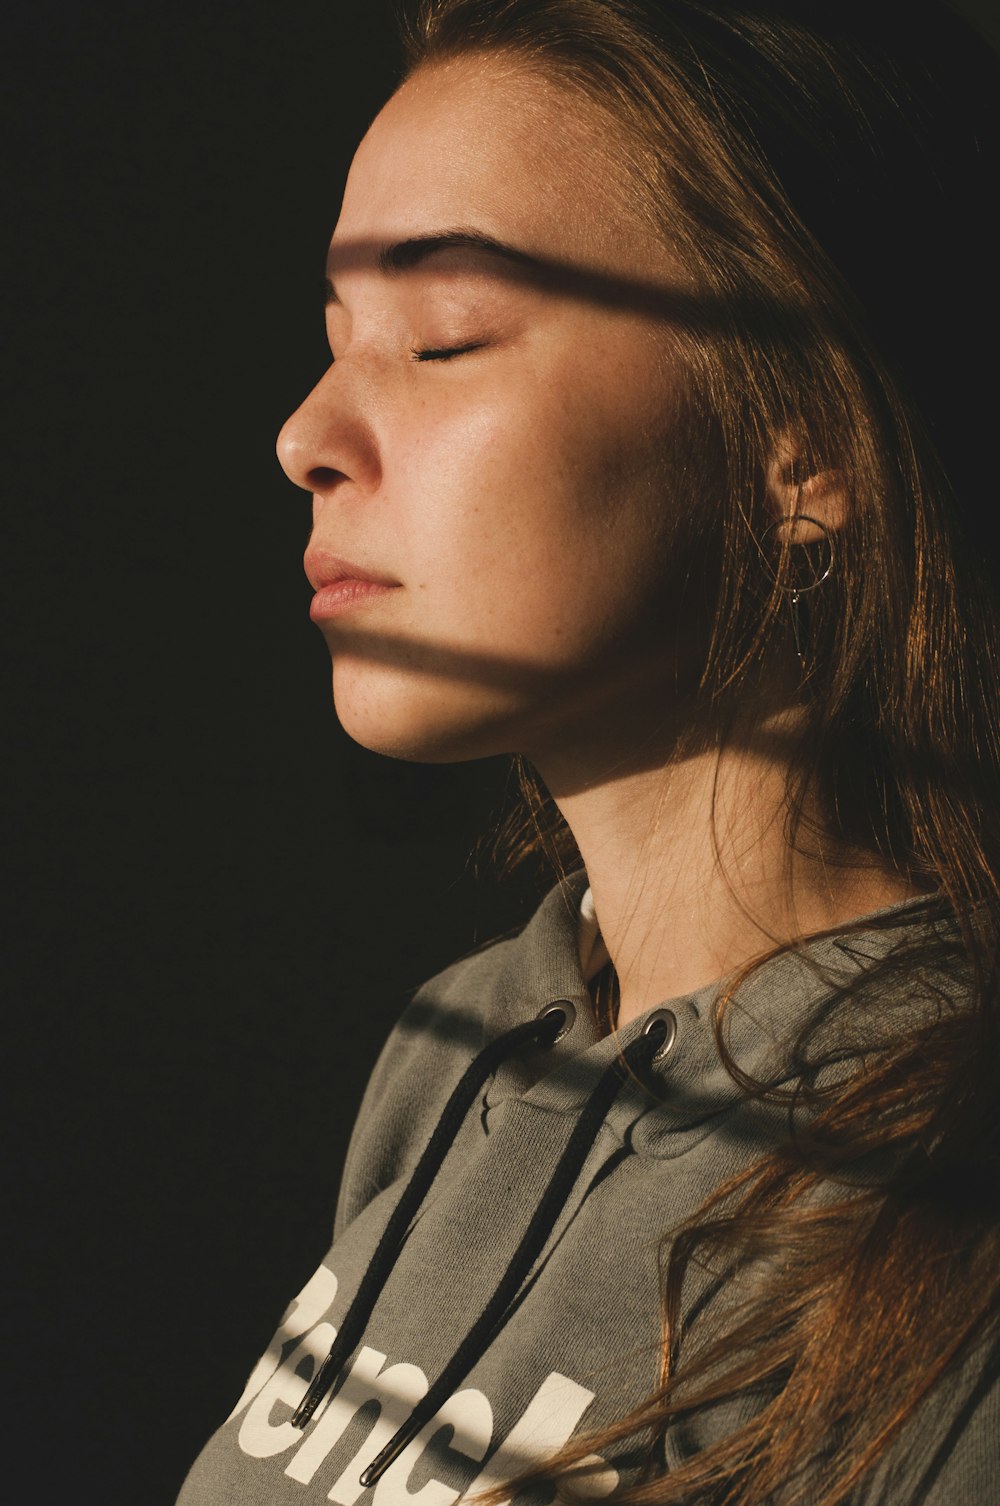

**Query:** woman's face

left=277, top=56, right=705, bottom=766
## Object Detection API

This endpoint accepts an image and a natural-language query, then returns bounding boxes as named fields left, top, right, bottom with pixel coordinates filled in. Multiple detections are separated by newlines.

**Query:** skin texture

left=277, top=56, right=919, bottom=1024
left=278, top=56, right=703, bottom=766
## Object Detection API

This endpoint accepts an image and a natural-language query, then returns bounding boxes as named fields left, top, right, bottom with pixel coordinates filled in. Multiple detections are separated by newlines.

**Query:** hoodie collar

left=479, top=870, right=959, bottom=1141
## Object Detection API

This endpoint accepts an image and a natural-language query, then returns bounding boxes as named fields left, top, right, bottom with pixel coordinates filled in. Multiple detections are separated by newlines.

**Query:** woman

left=177, top=2, right=1000, bottom=1502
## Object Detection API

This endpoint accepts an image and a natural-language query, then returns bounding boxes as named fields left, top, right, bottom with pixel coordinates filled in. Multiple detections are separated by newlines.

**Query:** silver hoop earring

left=759, top=513, right=836, bottom=670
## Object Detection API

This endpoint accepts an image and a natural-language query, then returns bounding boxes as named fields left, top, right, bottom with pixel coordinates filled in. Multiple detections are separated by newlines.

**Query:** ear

left=765, top=431, right=848, bottom=543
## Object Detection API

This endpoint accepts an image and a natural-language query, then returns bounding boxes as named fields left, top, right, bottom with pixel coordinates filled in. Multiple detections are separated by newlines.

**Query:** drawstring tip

left=290, top=1391, right=320, bottom=1430
left=290, top=1353, right=339, bottom=1430
left=359, top=1417, right=422, bottom=1488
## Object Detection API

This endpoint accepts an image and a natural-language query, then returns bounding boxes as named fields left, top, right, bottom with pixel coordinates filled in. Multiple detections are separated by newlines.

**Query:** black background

left=4, top=3, right=534, bottom=1499
left=4, top=2, right=998, bottom=1501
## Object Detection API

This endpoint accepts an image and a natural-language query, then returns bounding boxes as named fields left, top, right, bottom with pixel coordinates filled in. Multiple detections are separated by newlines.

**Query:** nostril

left=306, top=465, right=348, bottom=492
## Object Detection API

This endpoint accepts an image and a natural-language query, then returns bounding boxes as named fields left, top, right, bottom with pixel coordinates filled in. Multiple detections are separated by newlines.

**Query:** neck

left=535, top=704, right=922, bottom=1029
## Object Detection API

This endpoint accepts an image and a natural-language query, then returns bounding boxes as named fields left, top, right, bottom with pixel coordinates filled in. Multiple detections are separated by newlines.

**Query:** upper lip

left=304, top=550, right=399, bottom=591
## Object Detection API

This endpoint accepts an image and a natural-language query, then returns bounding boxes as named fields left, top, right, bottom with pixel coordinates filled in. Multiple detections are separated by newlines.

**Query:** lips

left=304, top=549, right=401, bottom=623
left=303, top=550, right=399, bottom=592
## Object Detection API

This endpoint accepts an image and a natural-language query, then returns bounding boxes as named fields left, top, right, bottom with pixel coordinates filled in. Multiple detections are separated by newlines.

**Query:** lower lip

left=309, top=579, right=398, bottom=622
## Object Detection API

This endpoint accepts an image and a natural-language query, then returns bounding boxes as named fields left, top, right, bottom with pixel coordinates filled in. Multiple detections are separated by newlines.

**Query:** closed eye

left=411, top=341, right=486, bottom=362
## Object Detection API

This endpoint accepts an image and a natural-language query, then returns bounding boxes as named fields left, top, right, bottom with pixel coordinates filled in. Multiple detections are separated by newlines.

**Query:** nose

left=275, top=363, right=381, bottom=498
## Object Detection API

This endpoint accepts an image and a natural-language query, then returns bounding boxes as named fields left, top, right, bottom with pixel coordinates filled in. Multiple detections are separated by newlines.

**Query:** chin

left=330, top=665, right=526, bottom=765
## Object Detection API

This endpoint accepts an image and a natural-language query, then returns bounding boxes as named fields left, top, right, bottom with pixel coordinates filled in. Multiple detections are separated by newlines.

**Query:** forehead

left=330, top=56, right=670, bottom=287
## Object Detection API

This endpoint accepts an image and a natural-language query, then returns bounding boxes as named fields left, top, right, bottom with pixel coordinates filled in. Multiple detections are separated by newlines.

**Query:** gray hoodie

left=176, top=870, right=999, bottom=1505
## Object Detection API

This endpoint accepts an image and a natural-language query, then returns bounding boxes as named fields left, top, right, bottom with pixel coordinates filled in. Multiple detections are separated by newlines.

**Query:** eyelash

left=411, top=341, right=485, bottom=363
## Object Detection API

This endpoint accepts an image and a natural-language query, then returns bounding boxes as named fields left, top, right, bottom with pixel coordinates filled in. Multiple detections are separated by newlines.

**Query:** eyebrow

left=323, top=230, right=543, bottom=306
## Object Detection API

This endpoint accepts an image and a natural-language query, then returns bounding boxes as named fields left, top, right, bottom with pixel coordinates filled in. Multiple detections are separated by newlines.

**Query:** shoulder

left=371, top=925, right=523, bottom=1084
left=860, top=1325, right=1000, bottom=1504
left=360, top=865, right=591, bottom=1097
left=330, top=928, right=524, bottom=1238
left=332, top=869, right=590, bottom=1236
left=921, top=1338, right=1000, bottom=1503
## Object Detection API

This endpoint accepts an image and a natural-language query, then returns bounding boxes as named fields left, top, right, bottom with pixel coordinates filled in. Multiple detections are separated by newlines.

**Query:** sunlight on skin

left=279, top=58, right=700, bottom=764
left=276, top=56, right=924, bottom=1024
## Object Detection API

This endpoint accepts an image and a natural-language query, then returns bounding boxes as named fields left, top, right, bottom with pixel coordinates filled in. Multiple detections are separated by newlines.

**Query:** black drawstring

left=358, top=1014, right=675, bottom=1488
left=290, top=1005, right=570, bottom=1430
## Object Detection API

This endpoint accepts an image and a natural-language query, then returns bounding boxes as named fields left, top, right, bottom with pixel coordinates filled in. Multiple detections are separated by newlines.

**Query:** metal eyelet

left=535, top=1000, right=576, bottom=1044
left=642, top=1008, right=678, bottom=1063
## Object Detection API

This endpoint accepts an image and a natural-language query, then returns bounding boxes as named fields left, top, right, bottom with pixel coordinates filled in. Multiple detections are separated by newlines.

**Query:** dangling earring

left=759, top=512, right=836, bottom=670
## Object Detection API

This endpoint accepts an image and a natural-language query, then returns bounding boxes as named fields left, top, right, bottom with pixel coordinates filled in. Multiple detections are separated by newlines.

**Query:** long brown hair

left=395, top=3, right=1000, bottom=1502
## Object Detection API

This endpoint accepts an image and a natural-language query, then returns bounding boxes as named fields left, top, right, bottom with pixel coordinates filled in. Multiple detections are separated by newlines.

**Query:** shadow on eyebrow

left=323, top=235, right=824, bottom=346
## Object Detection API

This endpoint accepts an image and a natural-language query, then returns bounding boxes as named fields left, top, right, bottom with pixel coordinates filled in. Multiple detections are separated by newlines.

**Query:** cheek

left=325, top=349, right=702, bottom=763
left=393, top=347, right=687, bottom=651
left=393, top=398, right=568, bottom=607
